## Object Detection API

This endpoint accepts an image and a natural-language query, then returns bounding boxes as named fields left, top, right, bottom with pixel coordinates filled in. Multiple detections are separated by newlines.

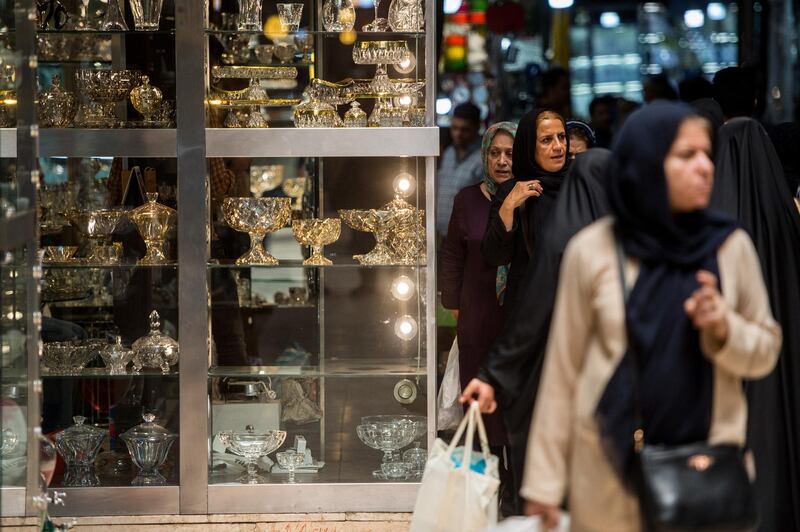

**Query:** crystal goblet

left=362, top=0, right=389, bottom=31
left=291, top=218, right=341, bottom=266
left=218, top=426, right=286, bottom=484
left=222, top=198, right=291, bottom=265
left=275, top=449, right=305, bottom=483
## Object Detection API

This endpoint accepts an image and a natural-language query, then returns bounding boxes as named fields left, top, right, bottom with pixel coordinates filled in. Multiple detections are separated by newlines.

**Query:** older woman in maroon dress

left=440, top=121, right=517, bottom=509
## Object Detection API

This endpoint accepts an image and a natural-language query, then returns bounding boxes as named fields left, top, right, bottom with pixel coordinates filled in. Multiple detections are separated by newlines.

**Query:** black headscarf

left=769, top=122, right=800, bottom=197
left=511, top=108, right=570, bottom=188
left=691, top=98, right=724, bottom=137
left=596, top=102, right=737, bottom=481
left=477, top=148, right=611, bottom=512
left=712, top=117, right=800, bottom=532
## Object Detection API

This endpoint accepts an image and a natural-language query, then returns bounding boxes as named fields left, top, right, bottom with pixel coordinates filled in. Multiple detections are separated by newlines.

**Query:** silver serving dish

left=53, top=416, right=107, bottom=474
left=131, top=310, right=179, bottom=374
left=120, top=412, right=177, bottom=485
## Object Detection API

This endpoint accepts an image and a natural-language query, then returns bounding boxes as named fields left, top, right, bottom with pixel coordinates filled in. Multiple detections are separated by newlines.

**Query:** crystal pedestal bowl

left=339, top=208, right=408, bottom=265
left=67, top=208, right=127, bottom=264
left=291, top=218, right=341, bottom=265
left=356, top=420, right=416, bottom=479
left=222, top=198, right=291, bottom=265
left=218, top=426, right=287, bottom=484
left=75, top=69, right=142, bottom=127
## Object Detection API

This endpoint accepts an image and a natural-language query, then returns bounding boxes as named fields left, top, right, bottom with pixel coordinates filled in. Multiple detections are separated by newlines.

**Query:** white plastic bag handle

left=446, top=402, right=492, bottom=471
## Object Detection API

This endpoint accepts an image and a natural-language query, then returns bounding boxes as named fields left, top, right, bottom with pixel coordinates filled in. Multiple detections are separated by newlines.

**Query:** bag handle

left=615, top=236, right=645, bottom=453
left=447, top=402, right=493, bottom=471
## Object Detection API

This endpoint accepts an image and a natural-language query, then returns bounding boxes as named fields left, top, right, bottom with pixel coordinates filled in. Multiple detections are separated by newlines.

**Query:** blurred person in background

left=440, top=122, right=517, bottom=514
left=679, top=75, right=714, bottom=103
left=480, top=109, right=568, bottom=313
left=589, top=96, right=616, bottom=148
left=713, top=116, right=800, bottom=532
left=643, top=73, right=679, bottom=103
left=566, top=120, right=595, bottom=159
left=436, top=102, right=483, bottom=238
left=713, top=66, right=757, bottom=121
left=538, top=68, right=571, bottom=120
left=524, top=102, right=780, bottom=531
left=461, top=148, right=611, bottom=515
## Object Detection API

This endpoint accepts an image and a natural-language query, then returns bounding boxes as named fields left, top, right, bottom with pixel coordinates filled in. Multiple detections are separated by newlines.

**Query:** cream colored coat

left=521, top=217, right=782, bottom=532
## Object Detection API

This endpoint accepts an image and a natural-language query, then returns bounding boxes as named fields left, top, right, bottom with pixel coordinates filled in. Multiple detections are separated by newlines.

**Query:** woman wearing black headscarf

left=461, top=148, right=611, bottom=514
left=480, top=108, right=569, bottom=312
left=769, top=121, right=800, bottom=211
left=713, top=117, right=800, bottom=532
left=522, top=103, right=781, bottom=531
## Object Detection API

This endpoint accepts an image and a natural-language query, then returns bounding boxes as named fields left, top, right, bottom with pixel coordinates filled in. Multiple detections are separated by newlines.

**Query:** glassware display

left=275, top=449, right=305, bottom=484
left=130, top=0, right=165, bottom=31
left=338, top=208, right=414, bottom=265
left=212, top=66, right=298, bottom=126
left=282, top=176, right=307, bottom=211
left=356, top=420, right=417, bottom=478
left=38, top=74, right=78, bottom=128
left=132, top=310, right=180, bottom=374
left=41, top=245, right=78, bottom=264
left=120, top=413, right=178, bottom=486
left=53, top=416, right=108, bottom=481
left=42, top=339, right=106, bottom=374
left=293, top=99, right=339, bottom=128
left=352, top=41, right=411, bottom=95
left=128, top=193, right=177, bottom=265
left=254, top=44, right=275, bottom=65
left=362, top=0, right=390, bottom=31
left=276, top=3, right=303, bottom=32
left=217, top=426, right=287, bottom=484
left=237, top=0, right=264, bottom=31
left=100, top=0, right=129, bottom=30
left=294, top=33, right=314, bottom=63
left=291, top=218, right=341, bottom=265
left=250, top=164, right=284, bottom=196
left=322, top=0, right=356, bottom=32
left=67, top=208, right=128, bottom=264
left=274, top=42, right=298, bottom=64
left=75, top=69, right=142, bottom=128
left=222, top=198, right=291, bottom=265
left=130, top=76, right=165, bottom=126
left=100, top=336, right=134, bottom=375
left=388, top=0, right=424, bottom=32
left=343, top=101, right=367, bottom=127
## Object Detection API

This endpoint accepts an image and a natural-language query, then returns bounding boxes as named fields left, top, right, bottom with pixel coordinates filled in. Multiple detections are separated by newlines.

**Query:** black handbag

left=615, top=240, right=758, bottom=532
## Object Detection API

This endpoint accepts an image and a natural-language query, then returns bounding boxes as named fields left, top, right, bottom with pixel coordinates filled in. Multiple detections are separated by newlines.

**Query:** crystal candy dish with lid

left=54, top=416, right=107, bottom=472
left=131, top=310, right=179, bottom=374
left=38, top=74, right=78, bottom=127
left=128, top=193, right=176, bottom=265
left=120, top=412, right=177, bottom=485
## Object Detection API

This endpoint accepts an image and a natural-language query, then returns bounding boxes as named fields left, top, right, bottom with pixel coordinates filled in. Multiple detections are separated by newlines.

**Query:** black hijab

left=477, top=148, right=611, bottom=509
left=511, top=108, right=570, bottom=188
left=713, top=117, right=800, bottom=532
left=596, top=102, right=737, bottom=481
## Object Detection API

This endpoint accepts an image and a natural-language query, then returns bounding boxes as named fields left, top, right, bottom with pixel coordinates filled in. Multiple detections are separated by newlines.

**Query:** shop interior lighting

left=599, top=12, right=620, bottom=28
left=643, top=3, right=664, bottom=13
left=394, top=52, right=416, bottom=74
left=548, top=0, right=574, bottom=8
left=500, top=38, right=511, bottom=51
left=684, top=9, right=704, bottom=28
left=436, top=97, right=453, bottom=115
left=393, top=172, right=416, bottom=197
left=394, top=315, right=418, bottom=340
left=391, top=276, right=415, bottom=301
left=707, top=3, right=726, bottom=20
left=443, top=0, right=461, bottom=14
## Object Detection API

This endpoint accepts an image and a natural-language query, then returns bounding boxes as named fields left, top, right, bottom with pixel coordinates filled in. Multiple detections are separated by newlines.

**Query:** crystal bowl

left=222, top=198, right=291, bottom=265
left=42, top=339, right=106, bottom=374
left=291, top=218, right=341, bottom=265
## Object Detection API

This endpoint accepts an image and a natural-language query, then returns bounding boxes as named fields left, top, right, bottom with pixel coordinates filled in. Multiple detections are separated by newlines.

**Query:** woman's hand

left=459, top=378, right=497, bottom=413
left=499, top=181, right=543, bottom=231
left=684, top=270, right=729, bottom=344
left=525, top=500, right=561, bottom=530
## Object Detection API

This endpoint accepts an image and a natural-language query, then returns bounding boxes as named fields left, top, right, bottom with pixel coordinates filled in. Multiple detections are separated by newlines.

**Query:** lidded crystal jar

left=129, top=75, right=163, bottom=125
left=293, top=99, right=340, bottom=128
left=128, top=192, right=177, bottom=265
left=120, top=412, right=177, bottom=485
left=100, top=336, right=134, bottom=375
left=38, top=74, right=78, bottom=127
left=343, top=101, right=367, bottom=127
left=132, top=310, right=179, bottom=374
left=54, top=416, right=107, bottom=470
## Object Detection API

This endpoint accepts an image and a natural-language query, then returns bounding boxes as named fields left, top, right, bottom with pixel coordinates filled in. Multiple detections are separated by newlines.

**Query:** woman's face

left=535, top=117, right=567, bottom=172
left=487, top=131, right=514, bottom=185
left=664, top=118, right=714, bottom=213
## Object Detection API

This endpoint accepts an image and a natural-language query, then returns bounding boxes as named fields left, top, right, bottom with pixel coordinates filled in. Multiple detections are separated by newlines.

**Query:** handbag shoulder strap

left=614, top=235, right=646, bottom=452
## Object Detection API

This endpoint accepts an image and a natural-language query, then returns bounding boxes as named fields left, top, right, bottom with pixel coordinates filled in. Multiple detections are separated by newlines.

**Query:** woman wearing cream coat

left=523, top=102, right=782, bottom=531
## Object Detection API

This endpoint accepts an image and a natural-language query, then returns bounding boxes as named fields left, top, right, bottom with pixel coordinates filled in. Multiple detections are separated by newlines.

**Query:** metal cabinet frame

left=3, top=0, right=438, bottom=517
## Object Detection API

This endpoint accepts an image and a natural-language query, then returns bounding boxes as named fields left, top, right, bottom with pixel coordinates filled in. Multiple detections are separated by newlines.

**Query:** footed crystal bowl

left=218, top=426, right=286, bottom=484
left=67, top=208, right=128, bottom=264
left=356, top=420, right=416, bottom=478
left=291, top=218, right=341, bottom=265
left=339, top=208, right=411, bottom=265
left=222, top=198, right=291, bottom=265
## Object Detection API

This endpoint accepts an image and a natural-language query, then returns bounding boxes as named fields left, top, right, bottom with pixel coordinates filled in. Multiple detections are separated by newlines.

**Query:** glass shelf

left=41, top=369, right=180, bottom=379
left=210, top=359, right=425, bottom=378
left=207, top=261, right=424, bottom=269
left=31, top=29, right=176, bottom=36
left=43, top=262, right=179, bottom=270
left=204, top=29, right=424, bottom=38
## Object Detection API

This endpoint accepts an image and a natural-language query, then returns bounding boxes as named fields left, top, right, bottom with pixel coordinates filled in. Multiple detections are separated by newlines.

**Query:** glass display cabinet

left=2, top=0, right=436, bottom=517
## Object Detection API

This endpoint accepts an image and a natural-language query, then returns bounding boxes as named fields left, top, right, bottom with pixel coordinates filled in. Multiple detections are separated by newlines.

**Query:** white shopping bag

left=411, top=402, right=500, bottom=532
left=437, top=337, right=463, bottom=430
left=483, top=515, right=571, bottom=532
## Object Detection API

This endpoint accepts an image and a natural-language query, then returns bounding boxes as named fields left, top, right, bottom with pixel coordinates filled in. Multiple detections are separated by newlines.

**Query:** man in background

left=436, top=102, right=483, bottom=237
left=538, top=67, right=571, bottom=119
left=589, top=95, right=615, bottom=148
left=713, top=66, right=757, bottom=121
